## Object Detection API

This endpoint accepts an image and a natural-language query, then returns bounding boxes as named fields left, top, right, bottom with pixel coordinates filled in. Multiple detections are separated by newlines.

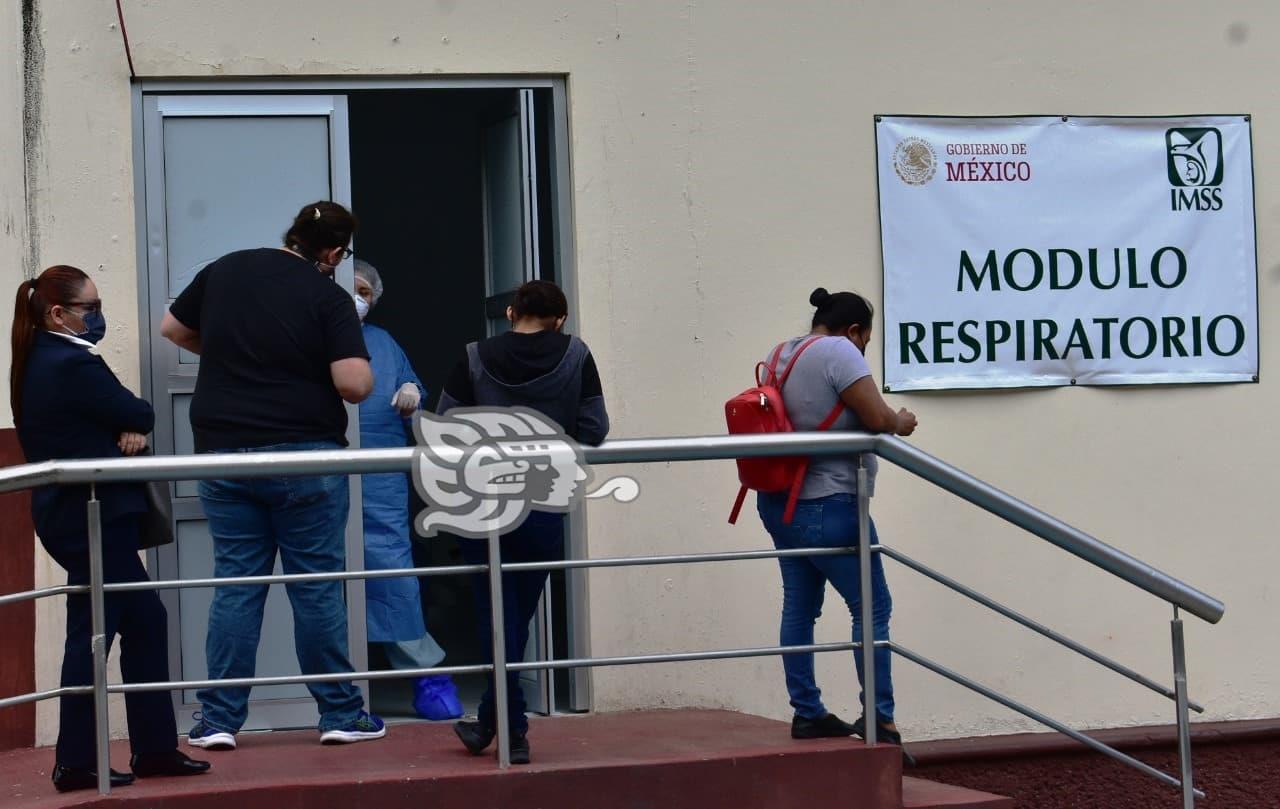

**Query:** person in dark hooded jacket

left=437, top=280, right=608, bottom=764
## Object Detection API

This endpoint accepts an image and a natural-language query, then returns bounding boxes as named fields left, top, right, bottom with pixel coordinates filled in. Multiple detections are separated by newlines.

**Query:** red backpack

left=724, top=336, right=844, bottom=525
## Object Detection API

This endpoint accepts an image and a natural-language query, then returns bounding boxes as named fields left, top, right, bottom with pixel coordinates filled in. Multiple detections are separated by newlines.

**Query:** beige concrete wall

left=3, top=0, right=1275, bottom=746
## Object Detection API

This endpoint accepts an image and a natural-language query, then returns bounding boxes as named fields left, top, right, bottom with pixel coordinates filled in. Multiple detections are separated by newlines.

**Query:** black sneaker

left=454, top=720, right=495, bottom=755
left=851, top=715, right=916, bottom=767
left=791, top=712, right=858, bottom=739
left=509, top=731, right=531, bottom=765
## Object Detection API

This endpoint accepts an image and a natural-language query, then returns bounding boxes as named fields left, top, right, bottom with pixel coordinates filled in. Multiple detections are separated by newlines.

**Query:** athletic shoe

left=454, top=720, right=495, bottom=755
left=187, top=714, right=236, bottom=750
left=319, top=711, right=387, bottom=744
left=508, top=731, right=531, bottom=765
left=791, top=712, right=858, bottom=739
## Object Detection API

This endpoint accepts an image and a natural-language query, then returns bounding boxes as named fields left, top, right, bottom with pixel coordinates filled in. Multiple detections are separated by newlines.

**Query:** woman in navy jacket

left=10, top=265, right=209, bottom=792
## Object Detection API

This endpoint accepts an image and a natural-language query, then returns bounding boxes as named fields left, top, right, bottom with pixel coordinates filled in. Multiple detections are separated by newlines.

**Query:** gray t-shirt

left=764, top=335, right=879, bottom=499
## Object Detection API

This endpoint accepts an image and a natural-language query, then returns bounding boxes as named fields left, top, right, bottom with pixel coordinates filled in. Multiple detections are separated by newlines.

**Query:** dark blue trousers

left=42, top=516, right=178, bottom=768
left=459, top=511, right=565, bottom=735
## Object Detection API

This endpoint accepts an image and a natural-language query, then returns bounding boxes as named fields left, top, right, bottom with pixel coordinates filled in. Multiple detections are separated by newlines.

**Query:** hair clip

left=313, top=207, right=322, bottom=220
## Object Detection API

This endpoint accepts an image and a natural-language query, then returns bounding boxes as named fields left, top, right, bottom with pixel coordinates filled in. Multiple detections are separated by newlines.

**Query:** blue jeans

left=196, top=441, right=364, bottom=733
left=458, top=511, right=565, bottom=735
left=757, top=492, right=895, bottom=724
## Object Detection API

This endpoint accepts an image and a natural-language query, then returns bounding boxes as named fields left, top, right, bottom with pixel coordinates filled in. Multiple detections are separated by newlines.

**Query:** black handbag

left=136, top=448, right=175, bottom=549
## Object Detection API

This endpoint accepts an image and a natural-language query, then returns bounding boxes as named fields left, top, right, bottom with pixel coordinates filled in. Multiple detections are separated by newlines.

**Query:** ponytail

left=10, top=266, right=91, bottom=426
left=10, top=280, right=37, bottom=424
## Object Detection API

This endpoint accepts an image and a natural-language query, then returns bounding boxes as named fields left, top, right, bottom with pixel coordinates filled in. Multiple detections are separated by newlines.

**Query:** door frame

left=132, top=76, right=592, bottom=714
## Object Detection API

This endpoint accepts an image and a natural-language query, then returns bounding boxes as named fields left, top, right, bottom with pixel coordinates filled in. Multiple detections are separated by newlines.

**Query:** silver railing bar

left=0, top=435, right=880, bottom=490
left=858, top=459, right=877, bottom=746
left=877, top=544, right=1205, bottom=713
left=96, top=642, right=879, bottom=695
left=876, top=436, right=1223, bottom=624
left=87, top=489, right=110, bottom=795
left=485, top=502, right=511, bottom=770
left=504, top=641, right=879, bottom=672
left=1171, top=607, right=1196, bottom=809
left=0, top=583, right=88, bottom=607
left=500, top=546, right=857, bottom=572
left=103, top=563, right=489, bottom=593
left=890, top=641, right=1205, bottom=799
left=108, top=663, right=493, bottom=695
left=0, top=433, right=1223, bottom=623
left=99, top=548, right=859, bottom=594
left=0, top=685, right=92, bottom=710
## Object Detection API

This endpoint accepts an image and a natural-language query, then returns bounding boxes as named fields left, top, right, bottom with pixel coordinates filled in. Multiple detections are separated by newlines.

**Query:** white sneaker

left=187, top=715, right=237, bottom=750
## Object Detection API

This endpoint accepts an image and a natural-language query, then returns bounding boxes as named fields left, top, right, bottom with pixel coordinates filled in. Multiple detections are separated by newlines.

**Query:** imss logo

left=1167, top=128, right=1223, bottom=211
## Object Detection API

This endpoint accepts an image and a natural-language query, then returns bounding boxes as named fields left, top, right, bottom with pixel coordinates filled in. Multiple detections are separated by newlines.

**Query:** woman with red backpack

left=754, top=287, right=918, bottom=760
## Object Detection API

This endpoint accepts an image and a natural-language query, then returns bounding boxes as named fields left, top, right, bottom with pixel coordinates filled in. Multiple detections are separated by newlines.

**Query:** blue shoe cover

left=413, top=675, right=464, bottom=720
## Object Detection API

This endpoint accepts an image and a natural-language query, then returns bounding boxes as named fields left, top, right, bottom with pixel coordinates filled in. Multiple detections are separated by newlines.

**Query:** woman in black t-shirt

left=160, top=201, right=387, bottom=749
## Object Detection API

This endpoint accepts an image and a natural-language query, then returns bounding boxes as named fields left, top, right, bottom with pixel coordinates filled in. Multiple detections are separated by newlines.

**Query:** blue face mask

left=67, top=309, right=107, bottom=344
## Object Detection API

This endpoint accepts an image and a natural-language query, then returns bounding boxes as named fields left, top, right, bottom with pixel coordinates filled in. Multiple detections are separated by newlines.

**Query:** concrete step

left=0, top=709, right=1011, bottom=809
left=904, top=775, right=1016, bottom=809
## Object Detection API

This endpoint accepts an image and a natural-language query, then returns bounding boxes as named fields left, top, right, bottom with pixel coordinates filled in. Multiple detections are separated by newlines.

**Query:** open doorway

left=138, top=79, right=580, bottom=732
left=347, top=87, right=575, bottom=721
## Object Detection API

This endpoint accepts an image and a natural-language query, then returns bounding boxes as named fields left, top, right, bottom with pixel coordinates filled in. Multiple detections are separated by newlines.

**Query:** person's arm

left=823, top=339, right=916, bottom=436
left=160, top=311, right=201, bottom=355
left=163, top=265, right=208, bottom=354
left=391, top=343, right=426, bottom=418
left=71, top=353, right=156, bottom=435
left=331, top=358, right=373, bottom=404
left=321, top=290, right=373, bottom=404
left=838, top=377, right=916, bottom=436
left=435, top=354, right=474, bottom=414
left=575, top=351, right=610, bottom=446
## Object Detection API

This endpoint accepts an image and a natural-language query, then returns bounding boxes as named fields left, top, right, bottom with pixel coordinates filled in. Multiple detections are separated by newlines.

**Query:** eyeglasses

left=64, top=299, right=102, bottom=315
left=338, top=247, right=355, bottom=261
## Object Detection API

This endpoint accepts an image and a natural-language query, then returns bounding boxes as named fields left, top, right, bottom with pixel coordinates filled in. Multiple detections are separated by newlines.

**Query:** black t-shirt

left=442, top=331, right=603, bottom=405
left=169, top=248, right=369, bottom=452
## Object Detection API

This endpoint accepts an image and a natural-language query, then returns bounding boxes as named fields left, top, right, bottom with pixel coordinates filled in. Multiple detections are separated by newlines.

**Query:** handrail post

left=857, top=458, right=876, bottom=746
left=487, top=504, right=511, bottom=769
left=87, top=486, right=111, bottom=795
left=1171, top=607, right=1195, bottom=807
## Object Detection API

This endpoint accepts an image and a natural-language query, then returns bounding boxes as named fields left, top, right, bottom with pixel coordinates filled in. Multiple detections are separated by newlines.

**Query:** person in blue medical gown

left=354, top=260, right=463, bottom=721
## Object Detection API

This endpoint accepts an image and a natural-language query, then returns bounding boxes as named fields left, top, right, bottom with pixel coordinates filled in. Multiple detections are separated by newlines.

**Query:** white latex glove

left=391, top=382, right=421, bottom=417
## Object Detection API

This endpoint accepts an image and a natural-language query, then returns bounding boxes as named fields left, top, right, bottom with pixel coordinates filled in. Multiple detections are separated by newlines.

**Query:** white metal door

left=141, top=94, right=366, bottom=730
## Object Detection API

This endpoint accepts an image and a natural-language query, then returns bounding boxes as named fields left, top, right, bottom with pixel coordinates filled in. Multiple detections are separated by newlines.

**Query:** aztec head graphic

left=411, top=407, right=637, bottom=539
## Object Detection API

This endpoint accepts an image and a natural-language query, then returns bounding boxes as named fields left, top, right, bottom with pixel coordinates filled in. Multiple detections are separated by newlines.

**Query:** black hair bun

left=809, top=287, right=831, bottom=308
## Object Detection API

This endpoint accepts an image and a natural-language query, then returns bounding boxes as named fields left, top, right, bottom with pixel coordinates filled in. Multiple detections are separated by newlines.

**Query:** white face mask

left=353, top=295, right=370, bottom=321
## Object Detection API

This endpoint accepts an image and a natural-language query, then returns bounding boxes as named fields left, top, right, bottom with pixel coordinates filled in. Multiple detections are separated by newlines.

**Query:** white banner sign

left=876, top=116, right=1258, bottom=391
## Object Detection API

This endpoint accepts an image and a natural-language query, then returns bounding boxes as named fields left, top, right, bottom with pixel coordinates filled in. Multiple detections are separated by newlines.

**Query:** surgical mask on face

left=66, top=309, right=107, bottom=344
left=353, top=295, right=370, bottom=321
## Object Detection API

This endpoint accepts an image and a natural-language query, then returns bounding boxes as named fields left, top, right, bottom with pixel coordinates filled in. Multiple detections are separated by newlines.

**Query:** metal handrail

left=0, top=432, right=1218, bottom=805
left=877, top=544, right=1206, bottom=713
left=0, top=433, right=1224, bottom=622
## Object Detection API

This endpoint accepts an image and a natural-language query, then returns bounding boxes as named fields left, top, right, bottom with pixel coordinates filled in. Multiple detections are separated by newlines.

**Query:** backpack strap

left=776, top=335, right=824, bottom=388
left=780, top=400, right=846, bottom=524
left=728, top=484, right=750, bottom=525
left=757, top=342, right=787, bottom=386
